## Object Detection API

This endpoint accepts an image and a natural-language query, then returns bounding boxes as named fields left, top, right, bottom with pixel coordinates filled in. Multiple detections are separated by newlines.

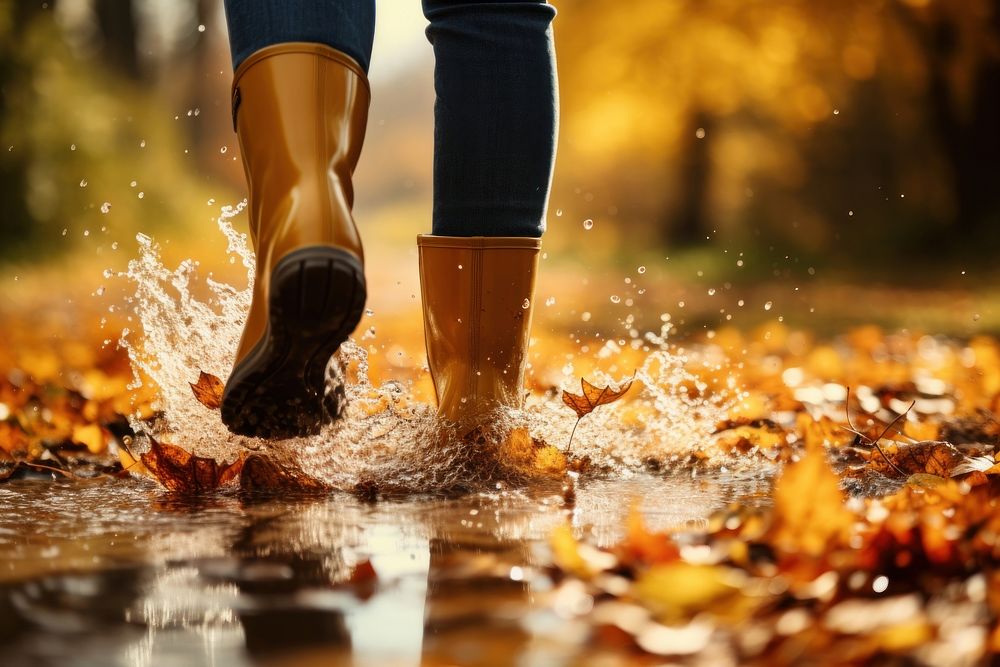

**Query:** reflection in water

left=0, top=468, right=772, bottom=666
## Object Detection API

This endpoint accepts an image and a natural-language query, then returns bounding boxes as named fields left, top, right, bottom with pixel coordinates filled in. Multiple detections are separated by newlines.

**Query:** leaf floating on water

left=140, top=437, right=246, bottom=493
left=562, top=376, right=634, bottom=419
left=189, top=370, right=224, bottom=410
left=238, top=453, right=329, bottom=493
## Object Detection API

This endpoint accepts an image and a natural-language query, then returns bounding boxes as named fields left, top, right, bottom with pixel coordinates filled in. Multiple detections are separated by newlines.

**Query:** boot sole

left=221, top=246, right=366, bottom=438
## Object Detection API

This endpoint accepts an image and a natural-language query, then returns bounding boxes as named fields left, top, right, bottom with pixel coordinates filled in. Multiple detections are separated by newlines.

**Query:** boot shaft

left=418, top=235, right=541, bottom=424
left=232, top=42, right=369, bottom=257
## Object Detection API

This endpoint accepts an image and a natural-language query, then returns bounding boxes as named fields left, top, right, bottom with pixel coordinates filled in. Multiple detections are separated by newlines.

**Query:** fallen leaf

left=71, top=423, right=106, bottom=454
left=118, top=445, right=152, bottom=479
left=615, top=508, right=680, bottom=565
left=238, top=453, right=329, bottom=493
left=140, top=438, right=246, bottom=493
left=189, top=371, right=224, bottom=410
left=633, top=563, right=741, bottom=622
left=771, top=451, right=854, bottom=557
left=867, top=440, right=965, bottom=478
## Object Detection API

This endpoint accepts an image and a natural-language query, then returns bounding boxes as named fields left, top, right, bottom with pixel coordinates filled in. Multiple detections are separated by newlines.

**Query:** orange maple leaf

left=562, top=375, right=634, bottom=450
left=189, top=370, right=225, bottom=410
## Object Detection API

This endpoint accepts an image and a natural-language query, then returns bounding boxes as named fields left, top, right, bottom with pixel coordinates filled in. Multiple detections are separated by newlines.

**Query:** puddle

left=0, top=469, right=771, bottom=666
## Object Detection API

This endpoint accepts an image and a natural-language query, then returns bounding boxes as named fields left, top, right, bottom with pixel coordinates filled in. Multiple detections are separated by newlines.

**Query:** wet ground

left=0, top=469, right=772, bottom=667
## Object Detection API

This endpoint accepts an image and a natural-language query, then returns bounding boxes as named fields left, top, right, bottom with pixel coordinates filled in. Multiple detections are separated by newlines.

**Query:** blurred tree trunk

left=0, top=3, right=53, bottom=250
left=899, top=1, right=1000, bottom=239
left=94, top=0, right=141, bottom=80
left=669, top=111, right=713, bottom=245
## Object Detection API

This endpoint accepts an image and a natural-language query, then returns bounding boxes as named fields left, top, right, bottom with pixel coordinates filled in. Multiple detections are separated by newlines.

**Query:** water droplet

left=764, top=301, right=773, bottom=311
left=555, top=208, right=563, bottom=217
left=111, top=242, right=119, bottom=250
left=457, top=264, right=463, bottom=270
left=70, top=144, right=76, bottom=151
left=220, top=146, right=228, bottom=154
left=582, top=218, right=594, bottom=230
left=581, top=311, right=591, bottom=322
left=100, top=202, right=111, bottom=214
left=973, top=313, right=981, bottom=322
left=707, top=288, right=716, bottom=296
left=95, top=286, right=105, bottom=296
left=207, top=198, right=215, bottom=205
left=198, top=24, right=206, bottom=32
left=833, top=109, right=840, bottom=115
left=137, top=192, right=145, bottom=199
left=695, top=127, right=706, bottom=139
left=130, top=180, right=137, bottom=188
left=610, top=295, right=620, bottom=304
left=79, top=179, right=88, bottom=187
left=139, top=139, right=146, bottom=148
left=637, top=265, right=646, bottom=274
left=61, top=228, right=67, bottom=236
left=83, top=229, right=90, bottom=237
left=545, top=297, right=556, bottom=306
left=521, top=298, right=530, bottom=309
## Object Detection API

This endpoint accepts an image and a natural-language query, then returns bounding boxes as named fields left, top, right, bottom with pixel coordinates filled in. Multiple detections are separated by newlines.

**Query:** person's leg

left=422, top=0, right=558, bottom=238
left=219, top=2, right=376, bottom=437
left=418, top=1, right=558, bottom=425
left=223, top=0, right=375, bottom=73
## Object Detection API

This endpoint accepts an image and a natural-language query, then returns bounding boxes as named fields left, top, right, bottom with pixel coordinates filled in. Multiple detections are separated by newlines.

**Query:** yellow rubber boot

left=418, top=235, right=541, bottom=425
left=221, top=43, right=369, bottom=438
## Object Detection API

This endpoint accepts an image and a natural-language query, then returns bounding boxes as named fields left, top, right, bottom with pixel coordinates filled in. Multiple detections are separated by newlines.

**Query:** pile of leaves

left=547, top=427, right=1000, bottom=664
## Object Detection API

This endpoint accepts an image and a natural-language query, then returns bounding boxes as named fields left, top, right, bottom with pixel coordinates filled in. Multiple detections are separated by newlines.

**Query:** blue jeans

left=223, top=1, right=557, bottom=238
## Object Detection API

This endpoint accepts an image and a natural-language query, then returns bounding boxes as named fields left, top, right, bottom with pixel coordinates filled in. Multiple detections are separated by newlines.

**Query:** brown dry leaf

left=140, top=438, right=246, bottom=493
left=346, top=560, right=379, bottom=601
left=867, top=440, right=965, bottom=478
left=189, top=370, right=225, bottom=410
left=771, top=451, right=854, bottom=557
left=238, top=453, right=330, bottom=493
left=562, top=376, right=634, bottom=419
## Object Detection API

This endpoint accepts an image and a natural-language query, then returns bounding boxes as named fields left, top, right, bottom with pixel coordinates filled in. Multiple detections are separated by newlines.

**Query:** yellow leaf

left=772, top=451, right=853, bottom=557
left=550, top=524, right=591, bottom=579
left=633, top=563, right=740, bottom=621
left=118, top=445, right=152, bottom=479
left=71, top=423, right=105, bottom=454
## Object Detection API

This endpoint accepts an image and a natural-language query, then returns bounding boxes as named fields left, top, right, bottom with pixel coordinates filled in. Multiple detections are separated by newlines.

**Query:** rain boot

left=417, top=235, right=541, bottom=425
left=221, top=43, right=369, bottom=438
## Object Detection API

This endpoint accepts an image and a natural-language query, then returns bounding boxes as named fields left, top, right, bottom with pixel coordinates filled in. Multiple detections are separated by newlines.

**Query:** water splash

left=119, top=203, right=731, bottom=492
